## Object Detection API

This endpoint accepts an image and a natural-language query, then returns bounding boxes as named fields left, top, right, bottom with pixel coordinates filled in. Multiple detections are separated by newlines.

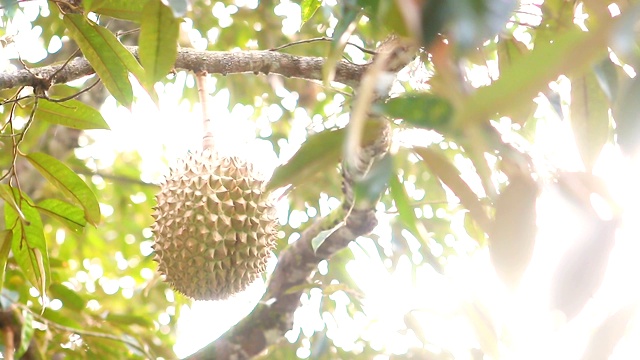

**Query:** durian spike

left=196, top=71, right=215, bottom=151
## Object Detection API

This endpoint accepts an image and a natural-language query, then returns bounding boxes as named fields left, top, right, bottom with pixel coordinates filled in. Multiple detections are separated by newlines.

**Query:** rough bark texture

left=0, top=47, right=367, bottom=92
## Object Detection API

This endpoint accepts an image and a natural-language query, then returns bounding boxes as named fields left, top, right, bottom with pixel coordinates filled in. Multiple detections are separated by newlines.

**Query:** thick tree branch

left=185, top=37, right=407, bottom=359
left=186, top=119, right=391, bottom=360
left=185, top=158, right=384, bottom=360
left=0, top=47, right=368, bottom=92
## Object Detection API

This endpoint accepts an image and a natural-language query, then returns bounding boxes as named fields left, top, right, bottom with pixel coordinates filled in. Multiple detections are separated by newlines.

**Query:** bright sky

left=2, top=1, right=640, bottom=359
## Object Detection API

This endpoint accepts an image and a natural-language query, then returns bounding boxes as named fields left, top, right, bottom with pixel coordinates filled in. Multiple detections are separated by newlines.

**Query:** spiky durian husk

left=151, top=149, right=278, bottom=300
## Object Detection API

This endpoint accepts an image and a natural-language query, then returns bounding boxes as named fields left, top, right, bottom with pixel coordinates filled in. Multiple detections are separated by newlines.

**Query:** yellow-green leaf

left=414, top=147, right=491, bottom=232
left=0, top=184, right=26, bottom=221
left=496, top=36, right=536, bottom=124
left=388, top=165, right=431, bottom=248
left=63, top=14, right=133, bottom=107
left=378, top=94, right=454, bottom=133
left=267, top=121, right=385, bottom=192
left=301, top=0, right=321, bottom=23
left=3, top=188, right=50, bottom=296
left=35, top=99, right=109, bottom=130
left=49, top=283, right=86, bottom=311
left=92, top=23, right=159, bottom=104
left=16, top=309, right=34, bottom=358
left=139, top=0, right=180, bottom=85
left=457, top=20, right=616, bottom=127
left=106, top=313, right=154, bottom=328
left=0, top=230, right=13, bottom=295
left=36, top=199, right=87, bottom=233
left=570, top=72, right=610, bottom=172
left=89, top=0, right=151, bottom=22
left=311, top=221, right=343, bottom=253
left=323, top=9, right=359, bottom=84
left=26, top=152, right=101, bottom=226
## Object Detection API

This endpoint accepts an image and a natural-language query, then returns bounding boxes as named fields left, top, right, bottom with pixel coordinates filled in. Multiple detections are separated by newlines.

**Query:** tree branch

left=0, top=47, right=368, bottom=92
left=185, top=165, right=382, bottom=360
left=185, top=37, right=408, bottom=360
left=0, top=36, right=416, bottom=360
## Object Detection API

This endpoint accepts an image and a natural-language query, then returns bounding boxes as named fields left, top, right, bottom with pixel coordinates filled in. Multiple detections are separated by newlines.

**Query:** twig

left=47, top=48, right=81, bottom=85
left=269, top=36, right=377, bottom=55
left=46, top=78, right=101, bottom=102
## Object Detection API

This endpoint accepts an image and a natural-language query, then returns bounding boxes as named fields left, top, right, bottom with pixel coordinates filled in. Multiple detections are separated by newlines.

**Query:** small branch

left=185, top=205, right=378, bottom=360
left=0, top=47, right=369, bottom=92
left=269, top=37, right=377, bottom=55
left=71, top=168, right=154, bottom=187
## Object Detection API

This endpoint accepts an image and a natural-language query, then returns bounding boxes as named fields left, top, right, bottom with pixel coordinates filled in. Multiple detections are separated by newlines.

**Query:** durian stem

left=196, top=72, right=215, bottom=151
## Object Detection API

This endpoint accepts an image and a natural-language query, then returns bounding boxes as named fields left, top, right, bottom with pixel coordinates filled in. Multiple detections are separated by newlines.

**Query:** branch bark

left=0, top=47, right=368, bottom=92
left=185, top=38, right=411, bottom=360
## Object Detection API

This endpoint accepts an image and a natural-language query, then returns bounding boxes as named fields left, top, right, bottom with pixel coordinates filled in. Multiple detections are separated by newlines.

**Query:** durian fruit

left=151, top=149, right=278, bottom=300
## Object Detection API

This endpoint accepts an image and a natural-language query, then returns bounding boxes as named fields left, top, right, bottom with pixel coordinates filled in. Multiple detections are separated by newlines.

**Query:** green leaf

left=421, top=0, right=517, bottom=50
left=353, top=153, right=392, bottom=204
left=321, top=283, right=357, bottom=296
left=311, top=222, right=343, bottom=253
left=3, top=188, right=50, bottom=296
left=419, top=1, right=449, bottom=47
left=42, top=308, right=82, bottom=328
left=49, top=283, right=86, bottom=311
left=489, top=175, right=538, bottom=288
left=26, top=152, right=101, bottom=226
left=89, top=0, right=151, bottom=22
left=63, top=14, right=133, bottom=108
left=83, top=0, right=95, bottom=10
left=106, top=313, right=154, bottom=328
left=570, top=72, right=610, bottom=172
left=413, top=147, right=490, bottom=231
left=496, top=36, right=536, bottom=124
left=301, top=0, right=322, bottom=23
left=15, top=309, right=34, bottom=359
left=323, top=6, right=359, bottom=84
left=457, top=20, right=617, bottom=128
left=0, top=0, right=19, bottom=17
left=36, top=199, right=87, bottom=233
left=497, top=36, right=529, bottom=75
left=378, top=94, right=454, bottom=133
left=139, top=0, right=180, bottom=85
left=0, top=230, right=12, bottom=295
left=0, top=185, right=26, bottom=221
left=267, top=121, right=384, bottom=191
left=357, top=0, right=409, bottom=36
left=388, top=161, right=431, bottom=248
left=35, top=99, right=110, bottom=130
left=92, top=22, right=156, bottom=103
